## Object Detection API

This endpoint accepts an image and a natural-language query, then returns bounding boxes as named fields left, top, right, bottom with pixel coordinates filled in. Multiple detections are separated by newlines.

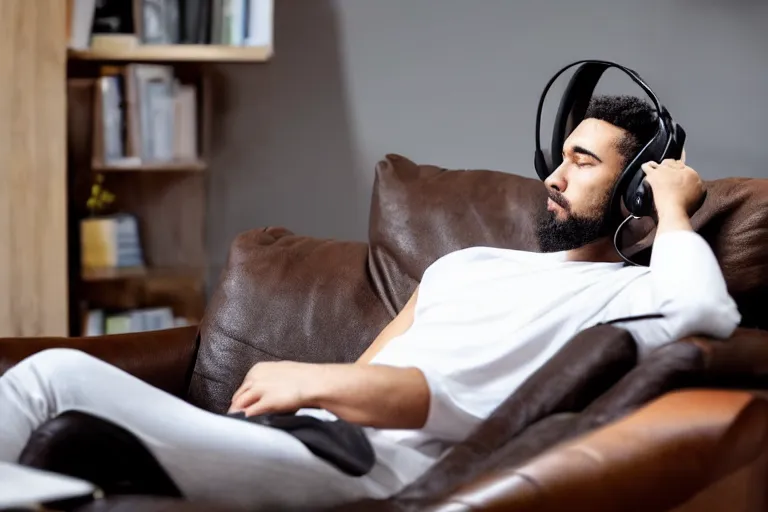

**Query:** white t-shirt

left=357, top=230, right=740, bottom=490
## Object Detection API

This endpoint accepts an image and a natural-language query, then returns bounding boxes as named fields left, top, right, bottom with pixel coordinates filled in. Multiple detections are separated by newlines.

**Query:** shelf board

left=68, top=44, right=272, bottom=62
left=82, top=266, right=203, bottom=283
left=92, top=160, right=207, bottom=172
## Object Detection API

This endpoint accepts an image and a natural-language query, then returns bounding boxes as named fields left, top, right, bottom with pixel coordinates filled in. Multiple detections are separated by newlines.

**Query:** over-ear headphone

left=534, top=60, right=687, bottom=225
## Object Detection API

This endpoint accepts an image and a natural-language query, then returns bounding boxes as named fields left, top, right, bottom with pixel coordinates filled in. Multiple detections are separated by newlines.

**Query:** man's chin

left=535, top=210, right=607, bottom=253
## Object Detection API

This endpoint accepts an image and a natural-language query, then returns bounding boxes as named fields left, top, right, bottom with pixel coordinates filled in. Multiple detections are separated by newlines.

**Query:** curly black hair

left=584, top=95, right=658, bottom=166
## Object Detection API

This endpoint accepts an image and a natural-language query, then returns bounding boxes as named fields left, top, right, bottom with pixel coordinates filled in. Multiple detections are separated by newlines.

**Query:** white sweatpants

left=0, top=348, right=396, bottom=510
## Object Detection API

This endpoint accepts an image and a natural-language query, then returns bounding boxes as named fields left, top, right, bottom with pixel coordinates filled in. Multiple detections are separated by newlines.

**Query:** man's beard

left=535, top=189, right=613, bottom=253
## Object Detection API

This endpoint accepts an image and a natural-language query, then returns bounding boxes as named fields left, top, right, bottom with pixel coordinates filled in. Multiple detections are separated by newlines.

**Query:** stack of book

left=96, top=65, right=198, bottom=167
left=84, top=307, right=190, bottom=336
left=67, top=0, right=273, bottom=50
left=80, top=214, right=144, bottom=271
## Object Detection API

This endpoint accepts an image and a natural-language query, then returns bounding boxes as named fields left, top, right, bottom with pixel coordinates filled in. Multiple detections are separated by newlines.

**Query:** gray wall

left=207, top=0, right=768, bottom=283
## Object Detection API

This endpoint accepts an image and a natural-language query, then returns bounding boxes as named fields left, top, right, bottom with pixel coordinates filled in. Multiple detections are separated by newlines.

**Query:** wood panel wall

left=0, top=0, right=68, bottom=336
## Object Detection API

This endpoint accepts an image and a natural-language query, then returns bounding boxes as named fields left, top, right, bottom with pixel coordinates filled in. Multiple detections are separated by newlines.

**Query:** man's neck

left=565, top=237, right=623, bottom=263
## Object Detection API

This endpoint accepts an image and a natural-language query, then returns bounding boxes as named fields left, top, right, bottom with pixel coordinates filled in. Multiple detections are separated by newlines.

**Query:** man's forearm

left=644, top=198, right=740, bottom=342
left=303, top=364, right=430, bottom=429
left=655, top=202, right=693, bottom=235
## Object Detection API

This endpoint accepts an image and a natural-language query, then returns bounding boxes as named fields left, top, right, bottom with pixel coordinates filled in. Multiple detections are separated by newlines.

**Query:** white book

left=129, top=310, right=147, bottom=333
left=148, top=84, right=175, bottom=162
left=69, top=0, right=97, bottom=50
left=99, top=76, right=125, bottom=163
left=246, top=0, right=273, bottom=48
left=84, top=309, right=104, bottom=337
left=134, top=65, right=175, bottom=162
left=230, top=0, right=245, bottom=45
left=142, top=307, right=175, bottom=331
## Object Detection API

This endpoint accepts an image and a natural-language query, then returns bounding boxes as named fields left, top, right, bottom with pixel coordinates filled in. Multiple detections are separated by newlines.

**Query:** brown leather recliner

left=2, top=154, right=768, bottom=512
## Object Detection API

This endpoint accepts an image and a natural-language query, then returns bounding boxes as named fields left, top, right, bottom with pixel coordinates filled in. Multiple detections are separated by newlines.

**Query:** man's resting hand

left=229, top=361, right=430, bottom=429
left=230, top=361, right=316, bottom=417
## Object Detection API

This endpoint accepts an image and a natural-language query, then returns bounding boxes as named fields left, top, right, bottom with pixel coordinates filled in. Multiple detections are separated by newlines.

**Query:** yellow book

left=80, top=217, right=118, bottom=269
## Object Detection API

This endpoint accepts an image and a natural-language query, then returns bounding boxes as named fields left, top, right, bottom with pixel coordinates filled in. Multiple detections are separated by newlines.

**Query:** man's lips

left=547, top=197, right=566, bottom=212
left=547, top=192, right=569, bottom=212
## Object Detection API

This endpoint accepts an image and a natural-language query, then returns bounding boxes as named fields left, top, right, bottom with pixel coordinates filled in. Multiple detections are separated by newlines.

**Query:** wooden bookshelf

left=69, top=44, right=272, bottom=63
left=92, top=160, right=207, bottom=172
left=67, top=65, right=213, bottom=335
left=61, top=0, right=273, bottom=335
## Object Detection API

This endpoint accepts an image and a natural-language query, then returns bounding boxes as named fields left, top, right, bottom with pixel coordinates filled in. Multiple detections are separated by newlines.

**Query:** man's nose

left=544, top=166, right=567, bottom=192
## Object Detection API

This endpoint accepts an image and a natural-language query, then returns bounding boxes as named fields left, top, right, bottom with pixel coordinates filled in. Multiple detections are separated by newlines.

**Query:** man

left=0, top=96, right=740, bottom=510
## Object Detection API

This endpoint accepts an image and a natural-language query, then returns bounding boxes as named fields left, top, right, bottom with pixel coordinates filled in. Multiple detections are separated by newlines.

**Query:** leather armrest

left=687, top=327, right=768, bottom=383
left=434, top=390, right=768, bottom=512
left=0, top=326, right=199, bottom=397
left=395, top=325, right=636, bottom=505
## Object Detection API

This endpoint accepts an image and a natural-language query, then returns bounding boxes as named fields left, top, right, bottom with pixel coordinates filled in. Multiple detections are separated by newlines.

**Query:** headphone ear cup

left=623, top=169, right=654, bottom=217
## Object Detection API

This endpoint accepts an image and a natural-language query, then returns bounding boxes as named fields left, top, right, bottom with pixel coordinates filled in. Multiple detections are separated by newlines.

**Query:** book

left=211, top=0, right=225, bottom=44
left=83, top=309, right=104, bottom=337
left=221, top=0, right=234, bottom=45
left=181, top=0, right=211, bottom=44
left=105, top=313, right=131, bottom=335
left=230, top=0, right=245, bottom=46
left=246, top=0, right=273, bottom=48
left=140, top=0, right=180, bottom=44
left=133, top=65, right=176, bottom=163
left=138, top=307, right=176, bottom=331
left=67, top=0, right=97, bottom=50
left=173, top=83, right=198, bottom=161
left=123, top=65, right=143, bottom=160
left=98, top=75, right=125, bottom=163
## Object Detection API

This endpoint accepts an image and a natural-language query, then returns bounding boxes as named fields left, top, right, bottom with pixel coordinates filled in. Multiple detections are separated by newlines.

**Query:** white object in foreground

left=0, top=461, right=99, bottom=508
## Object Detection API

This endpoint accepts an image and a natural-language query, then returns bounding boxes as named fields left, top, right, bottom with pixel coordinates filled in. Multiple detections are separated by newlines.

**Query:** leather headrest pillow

left=368, top=154, right=546, bottom=315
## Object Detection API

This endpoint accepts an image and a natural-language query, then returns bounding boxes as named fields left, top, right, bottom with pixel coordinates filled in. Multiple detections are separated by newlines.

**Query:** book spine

left=211, top=0, right=224, bottom=44
left=99, top=76, right=125, bottom=163
left=222, top=0, right=233, bottom=45
left=230, top=0, right=244, bottom=46
left=245, top=0, right=273, bottom=47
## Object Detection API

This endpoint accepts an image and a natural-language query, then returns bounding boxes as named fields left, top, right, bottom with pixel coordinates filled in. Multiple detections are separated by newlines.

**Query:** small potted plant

left=86, top=173, right=116, bottom=216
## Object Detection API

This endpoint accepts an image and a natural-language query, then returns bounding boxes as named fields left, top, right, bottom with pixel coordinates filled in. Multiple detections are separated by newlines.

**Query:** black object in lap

left=227, top=411, right=376, bottom=477
left=18, top=411, right=182, bottom=498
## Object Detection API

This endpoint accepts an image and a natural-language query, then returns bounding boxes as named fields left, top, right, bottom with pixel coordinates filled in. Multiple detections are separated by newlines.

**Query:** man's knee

left=21, top=348, right=103, bottom=377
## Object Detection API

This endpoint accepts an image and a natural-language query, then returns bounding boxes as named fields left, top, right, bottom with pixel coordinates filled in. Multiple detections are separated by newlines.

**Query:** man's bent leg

left=0, top=349, right=390, bottom=509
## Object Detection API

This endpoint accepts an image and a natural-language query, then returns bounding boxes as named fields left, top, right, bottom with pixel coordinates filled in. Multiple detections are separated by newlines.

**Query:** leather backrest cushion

left=370, top=155, right=768, bottom=325
left=188, top=227, right=391, bottom=413
left=368, top=154, right=547, bottom=314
